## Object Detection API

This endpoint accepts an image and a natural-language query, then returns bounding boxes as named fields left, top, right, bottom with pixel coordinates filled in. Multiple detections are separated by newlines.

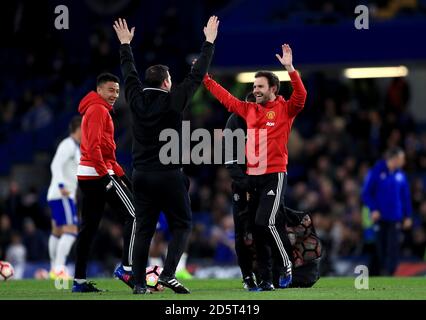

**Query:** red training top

left=203, top=71, right=307, bottom=175
left=77, top=91, right=124, bottom=180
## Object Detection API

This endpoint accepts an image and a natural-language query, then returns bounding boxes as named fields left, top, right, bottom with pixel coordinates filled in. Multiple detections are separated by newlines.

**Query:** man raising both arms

left=204, top=44, right=307, bottom=290
left=114, top=16, right=218, bottom=294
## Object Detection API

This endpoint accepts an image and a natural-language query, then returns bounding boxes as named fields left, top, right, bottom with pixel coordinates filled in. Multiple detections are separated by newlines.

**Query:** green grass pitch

left=1, top=277, right=425, bottom=300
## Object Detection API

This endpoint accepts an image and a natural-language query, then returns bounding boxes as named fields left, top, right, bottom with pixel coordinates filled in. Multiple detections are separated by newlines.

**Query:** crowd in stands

left=0, top=1, right=425, bottom=277
left=2, top=70, right=425, bottom=277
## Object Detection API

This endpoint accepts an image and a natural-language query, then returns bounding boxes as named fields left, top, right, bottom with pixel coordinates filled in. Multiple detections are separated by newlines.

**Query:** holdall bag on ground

left=284, top=207, right=322, bottom=288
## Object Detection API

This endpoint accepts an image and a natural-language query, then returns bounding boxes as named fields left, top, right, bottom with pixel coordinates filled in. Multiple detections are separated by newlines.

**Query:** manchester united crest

left=266, top=111, right=276, bottom=120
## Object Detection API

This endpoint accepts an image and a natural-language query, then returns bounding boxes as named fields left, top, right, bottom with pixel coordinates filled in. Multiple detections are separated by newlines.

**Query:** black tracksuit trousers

left=248, top=172, right=293, bottom=283
left=131, top=169, right=192, bottom=286
left=74, top=175, right=136, bottom=279
left=231, top=183, right=257, bottom=279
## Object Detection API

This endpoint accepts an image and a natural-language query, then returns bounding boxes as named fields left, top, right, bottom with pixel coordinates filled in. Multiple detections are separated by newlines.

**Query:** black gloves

left=120, top=174, right=133, bottom=191
left=100, top=174, right=113, bottom=191
left=100, top=174, right=132, bottom=192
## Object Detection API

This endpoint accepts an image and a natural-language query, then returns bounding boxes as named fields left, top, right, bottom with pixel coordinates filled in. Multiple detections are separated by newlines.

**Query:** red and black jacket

left=204, top=71, right=307, bottom=175
left=77, top=91, right=124, bottom=180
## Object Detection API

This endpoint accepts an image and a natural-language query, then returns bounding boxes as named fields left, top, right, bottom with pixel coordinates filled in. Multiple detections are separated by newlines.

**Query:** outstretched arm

left=276, top=44, right=307, bottom=117
left=203, top=74, right=249, bottom=119
left=114, top=18, right=144, bottom=105
left=170, top=16, right=219, bottom=112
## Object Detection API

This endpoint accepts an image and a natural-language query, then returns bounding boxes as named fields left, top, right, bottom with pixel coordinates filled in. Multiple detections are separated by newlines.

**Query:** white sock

left=123, top=265, right=132, bottom=272
left=54, top=233, right=76, bottom=272
left=149, top=257, right=164, bottom=267
left=74, top=278, right=86, bottom=284
left=176, top=252, right=188, bottom=272
left=48, top=234, right=59, bottom=271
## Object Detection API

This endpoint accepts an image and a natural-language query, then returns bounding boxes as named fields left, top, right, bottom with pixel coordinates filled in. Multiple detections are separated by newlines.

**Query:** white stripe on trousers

left=111, top=177, right=136, bottom=266
left=268, top=172, right=291, bottom=267
left=61, top=197, right=73, bottom=225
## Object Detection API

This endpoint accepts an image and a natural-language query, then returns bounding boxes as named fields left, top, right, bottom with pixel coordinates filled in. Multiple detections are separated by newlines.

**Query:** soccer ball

left=0, top=261, right=14, bottom=281
left=293, top=234, right=322, bottom=267
left=146, top=265, right=164, bottom=292
left=286, top=214, right=322, bottom=267
left=287, top=215, right=313, bottom=245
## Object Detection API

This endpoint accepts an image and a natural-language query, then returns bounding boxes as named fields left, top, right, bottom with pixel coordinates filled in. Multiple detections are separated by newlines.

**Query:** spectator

left=21, top=95, right=53, bottom=132
left=211, top=214, right=236, bottom=264
left=6, top=232, right=26, bottom=279
left=0, top=214, right=12, bottom=260
left=361, top=147, right=413, bottom=275
left=22, top=218, right=48, bottom=262
left=4, top=180, right=25, bottom=232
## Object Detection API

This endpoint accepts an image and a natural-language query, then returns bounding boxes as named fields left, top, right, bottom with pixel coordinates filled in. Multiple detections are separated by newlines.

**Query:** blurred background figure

left=5, top=232, right=26, bottom=279
left=362, top=147, right=413, bottom=275
left=46, top=116, right=81, bottom=280
left=22, top=218, right=48, bottom=263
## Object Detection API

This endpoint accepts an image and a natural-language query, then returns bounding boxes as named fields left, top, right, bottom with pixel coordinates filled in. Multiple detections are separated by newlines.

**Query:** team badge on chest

left=266, top=111, right=276, bottom=120
left=266, top=111, right=276, bottom=126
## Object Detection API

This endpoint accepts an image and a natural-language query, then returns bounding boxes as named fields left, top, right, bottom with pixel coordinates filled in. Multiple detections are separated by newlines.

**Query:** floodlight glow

left=236, top=71, right=292, bottom=83
left=344, top=66, right=408, bottom=79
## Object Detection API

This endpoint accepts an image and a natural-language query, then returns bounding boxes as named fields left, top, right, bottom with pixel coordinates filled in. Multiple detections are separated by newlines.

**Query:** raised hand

left=113, top=18, right=135, bottom=45
left=276, top=44, right=295, bottom=72
left=204, top=15, right=220, bottom=44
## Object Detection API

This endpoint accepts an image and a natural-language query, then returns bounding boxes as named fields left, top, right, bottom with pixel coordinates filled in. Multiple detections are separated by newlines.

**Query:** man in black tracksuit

left=113, top=17, right=219, bottom=294
left=224, top=114, right=258, bottom=290
left=223, top=95, right=258, bottom=291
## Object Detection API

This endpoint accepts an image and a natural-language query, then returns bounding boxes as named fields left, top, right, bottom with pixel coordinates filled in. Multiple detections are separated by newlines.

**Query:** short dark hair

left=97, top=73, right=120, bottom=87
left=69, top=115, right=82, bottom=134
left=254, top=71, right=280, bottom=94
left=144, top=65, right=169, bottom=88
left=385, top=146, right=404, bottom=160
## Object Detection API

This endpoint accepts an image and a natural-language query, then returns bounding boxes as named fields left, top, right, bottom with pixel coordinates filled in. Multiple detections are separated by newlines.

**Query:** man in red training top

left=204, top=44, right=307, bottom=290
left=72, top=73, right=136, bottom=292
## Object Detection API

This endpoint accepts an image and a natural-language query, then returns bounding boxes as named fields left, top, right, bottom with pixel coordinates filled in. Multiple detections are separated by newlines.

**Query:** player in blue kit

left=47, top=116, right=81, bottom=279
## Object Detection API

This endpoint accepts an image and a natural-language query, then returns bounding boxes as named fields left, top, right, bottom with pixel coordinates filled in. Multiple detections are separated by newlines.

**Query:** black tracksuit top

left=119, top=41, right=215, bottom=171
